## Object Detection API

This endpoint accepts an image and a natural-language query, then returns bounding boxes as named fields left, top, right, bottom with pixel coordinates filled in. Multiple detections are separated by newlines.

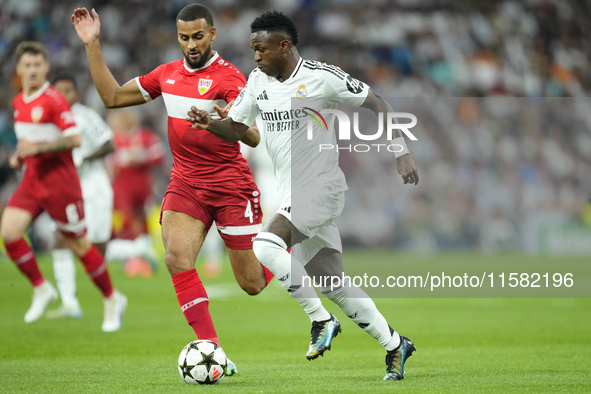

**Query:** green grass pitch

left=0, top=251, right=590, bottom=393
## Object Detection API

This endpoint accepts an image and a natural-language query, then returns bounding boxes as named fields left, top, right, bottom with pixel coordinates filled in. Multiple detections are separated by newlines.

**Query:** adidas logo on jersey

left=256, top=90, right=269, bottom=100
left=166, top=79, right=175, bottom=84
left=281, top=206, right=291, bottom=213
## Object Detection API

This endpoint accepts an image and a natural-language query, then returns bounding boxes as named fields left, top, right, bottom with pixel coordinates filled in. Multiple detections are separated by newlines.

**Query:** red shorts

left=161, top=177, right=262, bottom=250
left=7, top=179, right=86, bottom=238
left=112, top=176, right=152, bottom=239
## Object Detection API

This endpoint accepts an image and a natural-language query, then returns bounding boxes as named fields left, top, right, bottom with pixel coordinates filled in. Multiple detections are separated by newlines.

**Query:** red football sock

left=5, top=238, right=44, bottom=287
left=172, top=269, right=219, bottom=344
left=263, top=265, right=274, bottom=285
left=80, top=245, right=114, bottom=298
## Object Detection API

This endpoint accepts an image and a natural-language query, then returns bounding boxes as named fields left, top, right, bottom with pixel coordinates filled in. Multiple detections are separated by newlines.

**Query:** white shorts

left=80, top=167, right=113, bottom=243
left=277, top=187, right=345, bottom=265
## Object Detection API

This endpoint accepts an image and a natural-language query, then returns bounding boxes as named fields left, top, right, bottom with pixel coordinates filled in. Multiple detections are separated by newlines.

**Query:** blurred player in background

left=46, top=75, right=115, bottom=319
left=105, top=108, right=163, bottom=274
left=187, top=11, right=419, bottom=380
left=107, top=108, right=164, bottom=241
left=48, top=79, right=161, bottom=319
left=1, top=42, right=126, bottom=332
left=72, top=4, right=273, bottom=373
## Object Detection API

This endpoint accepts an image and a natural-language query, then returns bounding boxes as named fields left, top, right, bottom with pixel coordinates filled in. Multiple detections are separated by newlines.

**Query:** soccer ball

left=178, top=340, right=227, bottom=385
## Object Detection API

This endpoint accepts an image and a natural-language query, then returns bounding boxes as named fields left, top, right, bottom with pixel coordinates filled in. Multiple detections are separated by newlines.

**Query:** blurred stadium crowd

left=0, top=0, right=590, bottom=253
left=337, top=97, right=591, bottom=253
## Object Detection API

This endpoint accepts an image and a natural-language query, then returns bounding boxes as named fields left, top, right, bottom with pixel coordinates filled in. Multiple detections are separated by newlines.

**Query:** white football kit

left=229, top=58, right=369, bottom=263
left=70, top=102, right=114, bottom=243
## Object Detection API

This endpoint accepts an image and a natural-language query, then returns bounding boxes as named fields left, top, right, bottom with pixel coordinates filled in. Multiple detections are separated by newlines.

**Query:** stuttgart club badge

left=198, top=78, right=212, bottom=95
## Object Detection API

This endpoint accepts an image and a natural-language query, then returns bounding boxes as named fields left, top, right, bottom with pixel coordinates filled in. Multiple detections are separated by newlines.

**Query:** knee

left=229, top=250, right=267, bottom=296
left=164, top=248, right=192, bottom=275
left=0, top=227, right=18, bottom=244
left=252, top=239, right=267, bottom=262
left=0, top=209, right=31, bottom=244
left=0, top=219, right=18, bottom=244
left=241, top=282, right=264, bottom=296
left=253, top=232, right=287, bottom=265
left=67, top=236, right=92, bottom=256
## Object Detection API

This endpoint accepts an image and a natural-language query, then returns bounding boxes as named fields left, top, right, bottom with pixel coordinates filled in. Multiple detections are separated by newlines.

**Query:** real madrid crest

left=296, top=84, right=307, bottom=99
left=31, top=106, right=44, bottom=123
left=198, top=78, right=213, bottom=95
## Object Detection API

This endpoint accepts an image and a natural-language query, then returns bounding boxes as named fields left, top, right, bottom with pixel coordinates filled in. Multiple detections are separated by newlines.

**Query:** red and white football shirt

left=10, top=81, right=86, bottom=236
left=135, top=53, right=255, bottom=188
left=12, top=81, right=80, bottom=186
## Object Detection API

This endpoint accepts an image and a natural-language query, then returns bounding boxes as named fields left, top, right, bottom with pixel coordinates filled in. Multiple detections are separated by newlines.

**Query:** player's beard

left=184, top=44, right=213, bottom=69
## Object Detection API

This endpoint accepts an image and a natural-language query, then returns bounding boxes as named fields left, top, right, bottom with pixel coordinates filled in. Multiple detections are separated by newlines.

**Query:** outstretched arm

left=361, top=89, right=419, bottom=185
left=187, top=106, right=249, bottom=143
left=72, top=8, right=145, bottom=108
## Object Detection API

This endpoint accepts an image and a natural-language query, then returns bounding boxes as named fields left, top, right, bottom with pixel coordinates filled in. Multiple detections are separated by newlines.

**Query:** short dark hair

left=251, top=11, right=299, bottom=46
left=15, top=41, right=48, bottom=63
left=176, top=4, right=214, bottom=26
left=52, top=75, right=77, bottom=90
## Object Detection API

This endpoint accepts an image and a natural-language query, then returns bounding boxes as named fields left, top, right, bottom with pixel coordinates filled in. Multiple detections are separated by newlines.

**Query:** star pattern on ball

left=180, top=358, right=194, bottom=379
left=197, top=351, right=216, bottom=371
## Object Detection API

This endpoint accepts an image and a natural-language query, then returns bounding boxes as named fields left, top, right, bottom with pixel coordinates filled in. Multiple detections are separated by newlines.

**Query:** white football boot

left=101, top=290, right=127, bottom=332
left=24, top=281, right=58, bottom=323
left=46, top=301, right=83, bottom=319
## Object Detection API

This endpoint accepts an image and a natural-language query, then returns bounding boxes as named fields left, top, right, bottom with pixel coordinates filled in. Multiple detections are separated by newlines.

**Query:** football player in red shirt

left=107, top=109, right=165, bottom=240
left=72, top=4, right=272, bottom=372
left=1, top=41, right=127, bottom=332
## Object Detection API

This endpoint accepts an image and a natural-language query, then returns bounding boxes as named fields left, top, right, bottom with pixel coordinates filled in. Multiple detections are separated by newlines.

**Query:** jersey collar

left=285, top=57, right=303, bottom=81
left=23, top=81, right=50, bottom=104
left=183, top=52, right=220, bottom=72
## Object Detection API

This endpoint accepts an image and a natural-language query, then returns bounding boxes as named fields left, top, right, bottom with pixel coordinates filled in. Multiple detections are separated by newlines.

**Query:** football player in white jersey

left=47, top=75, right=115, bottom=318
left=49, top=76, right=157, bottom=319
left=187, top=11, right=419, bottom=381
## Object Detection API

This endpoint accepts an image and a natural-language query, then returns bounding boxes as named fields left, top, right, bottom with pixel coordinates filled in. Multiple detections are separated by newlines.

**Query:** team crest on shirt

left=198, top=78, right=213, bottom=95
left=31, top=106, right=44, bottom=123
left=296, top=84, right=307, bottom=99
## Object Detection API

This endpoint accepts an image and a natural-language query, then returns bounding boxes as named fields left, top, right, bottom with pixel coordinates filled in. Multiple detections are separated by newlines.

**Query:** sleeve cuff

left=134, top=77, right=153, bottom=102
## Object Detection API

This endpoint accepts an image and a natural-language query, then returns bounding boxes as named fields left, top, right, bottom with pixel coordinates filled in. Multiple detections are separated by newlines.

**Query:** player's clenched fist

left=187, top=106, right=211, bottom=129
left=71, top=7, right=101, bottom=45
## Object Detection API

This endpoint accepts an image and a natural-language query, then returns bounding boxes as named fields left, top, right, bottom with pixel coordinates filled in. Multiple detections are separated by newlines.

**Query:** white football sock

left=321, top=279, right=400, bottom=350
left=253, top=232, right=331, bottom=322
left=385, top=331, right=402, bottom=351
left=52, top=248, right=79, bottom=308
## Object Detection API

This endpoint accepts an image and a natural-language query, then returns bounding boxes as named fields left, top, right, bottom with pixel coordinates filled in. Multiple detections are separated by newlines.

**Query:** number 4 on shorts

left=244, top=200, right=253, bottom=224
